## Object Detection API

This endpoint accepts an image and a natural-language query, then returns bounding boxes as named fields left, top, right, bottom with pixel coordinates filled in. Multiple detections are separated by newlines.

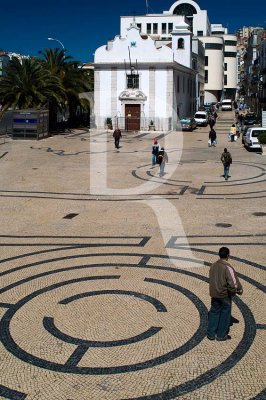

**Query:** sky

left=0, top=0, right=265, bottom=63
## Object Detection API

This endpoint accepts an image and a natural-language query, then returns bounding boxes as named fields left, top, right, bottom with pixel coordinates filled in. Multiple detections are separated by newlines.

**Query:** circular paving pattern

left=0, top=247, right=265, bottom=399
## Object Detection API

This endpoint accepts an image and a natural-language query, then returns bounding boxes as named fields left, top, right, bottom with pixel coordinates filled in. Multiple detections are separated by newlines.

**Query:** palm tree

left=39, top=48, right=93, bottom=128
left=0, top=57, right=65, bottom=115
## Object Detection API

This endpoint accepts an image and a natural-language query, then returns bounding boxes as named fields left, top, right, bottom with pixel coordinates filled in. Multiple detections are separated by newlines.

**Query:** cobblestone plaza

left=0, top=111, right=265, bottom=399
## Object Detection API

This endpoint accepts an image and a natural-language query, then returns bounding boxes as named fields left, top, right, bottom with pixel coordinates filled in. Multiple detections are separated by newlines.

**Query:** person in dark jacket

left=113, top=128, right=122, bottom=149
left=151, top=139, right=160, bottom=166
left=157, top=147, right=168, bottom=177
left=221, top=148, right=232, bottom=180
left=208, top=114, right=216, bottom=129
left=207, top=247, right=243, bottom=341
left=209, top=129, right=217, bottom=146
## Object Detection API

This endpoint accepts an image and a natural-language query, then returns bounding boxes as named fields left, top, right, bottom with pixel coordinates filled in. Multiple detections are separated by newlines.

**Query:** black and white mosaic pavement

left=0, top=235, right=265, bottom=399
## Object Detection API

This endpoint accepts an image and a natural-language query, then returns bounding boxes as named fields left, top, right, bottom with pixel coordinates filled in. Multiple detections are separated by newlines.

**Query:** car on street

left=243, top=127, right=266, bottom=151
left=221, top=99, right=232, bottom=111
left=243, top=113, right=257, bottom=126
left=194, top=111, right=208, bottom=127
left=180, top=117, right=197, bottom=131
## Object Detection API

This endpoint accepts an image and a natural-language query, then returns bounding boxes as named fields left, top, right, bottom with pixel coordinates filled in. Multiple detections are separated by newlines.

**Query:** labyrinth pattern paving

left=0, top=114, right=266, bottom=399
left=0, top=235, right=265, bottom=400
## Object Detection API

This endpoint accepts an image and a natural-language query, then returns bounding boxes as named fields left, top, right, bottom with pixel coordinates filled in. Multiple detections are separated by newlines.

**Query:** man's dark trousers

left=207, top=296, right=232, bottom=339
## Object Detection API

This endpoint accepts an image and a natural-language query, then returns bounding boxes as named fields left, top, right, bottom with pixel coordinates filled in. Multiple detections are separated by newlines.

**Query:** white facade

left=120, top=1, right=237, bottom=103
left=200, top=36, right=224, bottom=103
left=94, top=23, right=196, bottom=131
left=223, top=35, right=238, bottom=92
left=167, top=0, right=211, bottom=36
left=94, top=0, right=238, bottom=129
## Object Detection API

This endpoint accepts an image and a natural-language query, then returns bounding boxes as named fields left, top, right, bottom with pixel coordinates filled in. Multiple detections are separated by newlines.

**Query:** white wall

left=167, top=0, right=211, bottom=36
left=200, top=36, right=224, bottom=91
left=155, top=69, right=167, bottom=118
left=223, top=35, right=237, bottom=89
left=120, top=15, right=185, bottom=37
left=95, top=25, right=173, bottom=64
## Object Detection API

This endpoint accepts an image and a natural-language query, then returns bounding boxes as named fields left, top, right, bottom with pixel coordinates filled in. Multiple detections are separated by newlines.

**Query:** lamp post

left=47, top=37, right=65, bottom=53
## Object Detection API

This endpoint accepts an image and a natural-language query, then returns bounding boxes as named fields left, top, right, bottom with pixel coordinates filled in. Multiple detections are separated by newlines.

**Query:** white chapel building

left=94, top=18, right=196, bottom=131
left=93, top=0, right=237, bottom=131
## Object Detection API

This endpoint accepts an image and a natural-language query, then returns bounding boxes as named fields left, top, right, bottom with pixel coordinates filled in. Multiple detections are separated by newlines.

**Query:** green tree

left=0, top=56, right=65, bottom=115
left=39, top=48, right=93, bottom=128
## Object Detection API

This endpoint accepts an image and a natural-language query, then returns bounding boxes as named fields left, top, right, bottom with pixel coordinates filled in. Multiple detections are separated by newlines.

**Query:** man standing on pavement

left=151, top=139, right=160, bottom=166
left=113, top=127, right=122, bottom=150
left=221, top=148, right=232, bottom=181
left=207, top=247, right=243, bottom=341
left=157, top=147, right=168, bottom=177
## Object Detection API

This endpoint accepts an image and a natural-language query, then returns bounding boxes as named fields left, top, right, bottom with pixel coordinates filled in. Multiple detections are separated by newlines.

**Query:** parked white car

left=194, top=111, right=208, bottom=127
left=243, top=127, right=266, bottom=150
left=221, top=99, right=232, bottom=111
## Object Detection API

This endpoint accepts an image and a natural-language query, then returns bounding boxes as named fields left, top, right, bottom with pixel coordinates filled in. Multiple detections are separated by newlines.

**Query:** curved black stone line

left=0, top=151, right=8, bottom=159
left=0, top=237, right=150, bottom=249
left=198, top=195, right=266, bottom=200
left=0, top=188, right=179, bottom=198
left=251, top=388, right=266, bottom=399
left=59, top=289, right=167, bottom=312
left=201, top=190, right=266, bottom=196
left=168, top=234, right=266, bottom=238
left=1, top=251, right=265, bottom=297
left=0, top=271, right=121, bottom=295
left=0, top=274, right=207, bottom=375
left=166, top=238, right=266, bottom=272
left=65, top=345, right=89, bottom=367
left=146, top=170, right=191, bottom=183
left=171, top=242, right=266, bottom=248
left=176, top=248, right=266, bottom=293
left=44, top=317, right=162, bottom=347
left=0, top=242, right=153, bottom=248
left=0, top=384, right=27, bottom=400
left=0, top=251, right=205, bottom=280
left=0, top=303, right=13, bottom=308
left=221, top=161, right=265, bottom=170
left=0, top=238, right=151, bottom=267
left=256, top=324, right=266, bottom=330
left=203, top=178, right=266, bottom=188
left=131, top=169, right=179, bottom=187
left=124, top=296, right=257, bottom=400
left=0, top=264, right=259, bottom=398
left=0, top=193, right=180, bottom=202
left=0, top=258, right=208, bottom=296
left=0, top=235, right=151, bottom=239
left=205, top=172, right=265, bottom=184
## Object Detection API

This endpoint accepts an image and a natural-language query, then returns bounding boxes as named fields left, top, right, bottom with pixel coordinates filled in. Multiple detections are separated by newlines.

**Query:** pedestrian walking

left=238, top=114, right=244, bottom=128
left=221, top=148, right=232, bottom=181
left=209, top=128, right=217, bottom=147
left=208, top=114, right=216, bottom=129
left=230, top=124, right=237, bottom=142
left=157, top=147, right=168, bottom=177
left=207, top=247, right=243, bottom=341
left=113, top=127, right=122, bottom=149
left=151, top=139, right=160, bottom=166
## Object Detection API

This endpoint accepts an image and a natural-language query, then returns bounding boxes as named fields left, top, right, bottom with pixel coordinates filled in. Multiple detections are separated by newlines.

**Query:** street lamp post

left=47, top=37, right=65, bottom=53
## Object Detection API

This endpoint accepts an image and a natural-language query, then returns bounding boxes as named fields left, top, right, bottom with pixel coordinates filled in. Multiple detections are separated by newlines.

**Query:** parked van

left=221, top=99, right=232, bottom=111
left=243, top=127, right=266, bottom=150
left=194, top=111, right=208, bottom=126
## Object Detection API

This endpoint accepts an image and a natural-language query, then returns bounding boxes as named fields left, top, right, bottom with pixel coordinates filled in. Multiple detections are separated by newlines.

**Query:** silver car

left=243, top=127, right=265, bottom=150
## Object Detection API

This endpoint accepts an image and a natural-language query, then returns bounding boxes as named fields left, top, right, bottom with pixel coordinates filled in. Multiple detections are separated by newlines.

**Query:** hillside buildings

left=0, top=51, right=29, bottom=77
left=94, top=0, right=238, bottom=131
left=236, top=26, right=266, bottom=114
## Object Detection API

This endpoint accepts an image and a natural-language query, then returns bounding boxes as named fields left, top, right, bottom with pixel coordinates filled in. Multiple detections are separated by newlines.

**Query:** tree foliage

left=0, top=48, right=94, bottom=130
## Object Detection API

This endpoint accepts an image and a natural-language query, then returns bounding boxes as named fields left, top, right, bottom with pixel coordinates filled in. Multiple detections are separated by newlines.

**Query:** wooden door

left=125, top=104, right=141, bottom=131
